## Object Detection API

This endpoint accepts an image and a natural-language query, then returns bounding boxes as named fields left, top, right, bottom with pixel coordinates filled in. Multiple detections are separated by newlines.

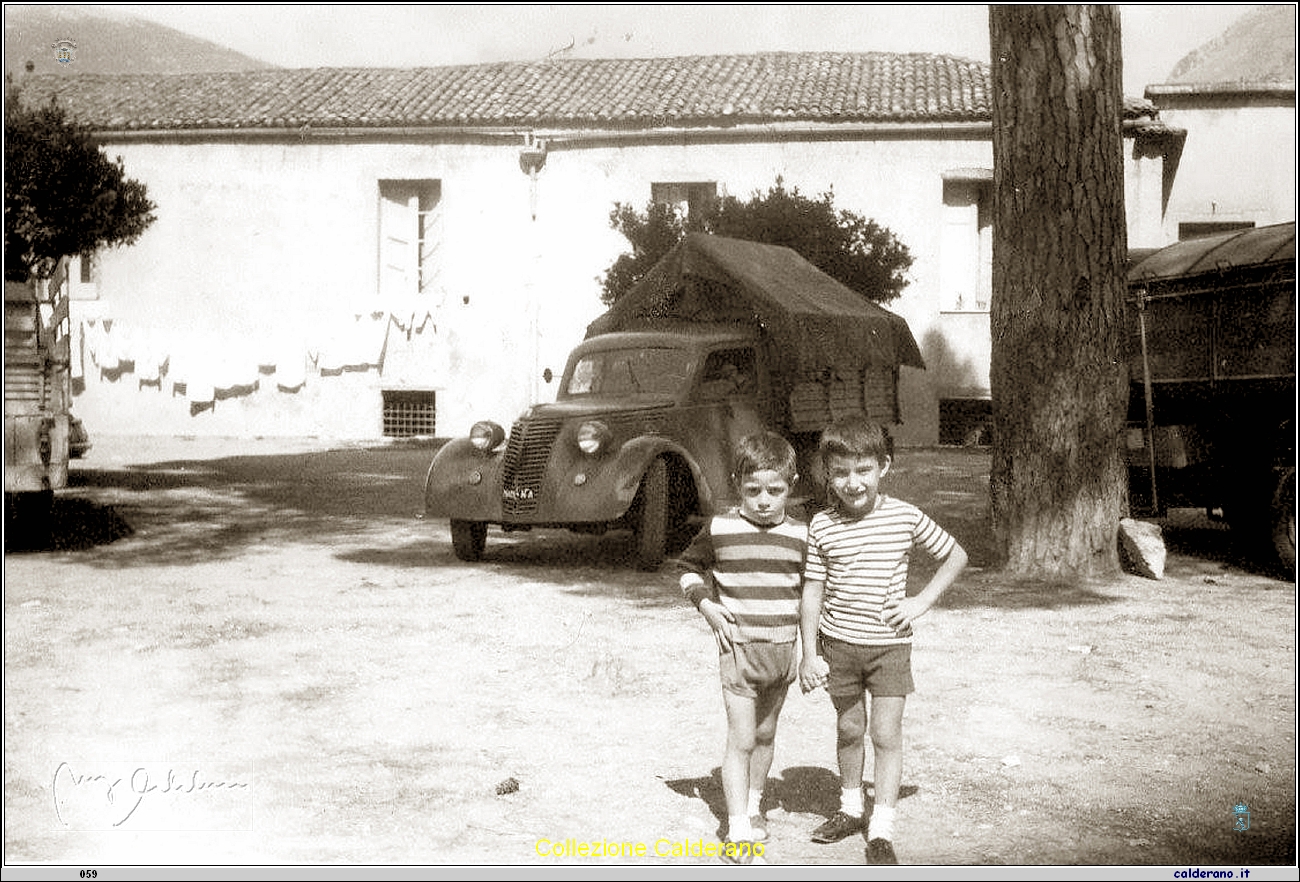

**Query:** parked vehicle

left=4, top=261, right=74, bottom=536
left=424, top=234, right=925, bottom=569
left=68, top=415, right=91, bottom=459
left=1124, top=221, right=1296, bottom=572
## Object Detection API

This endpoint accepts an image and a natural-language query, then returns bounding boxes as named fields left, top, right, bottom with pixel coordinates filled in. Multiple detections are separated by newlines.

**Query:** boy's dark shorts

left=720, top=641, right=797, bottom=698
left=818, top=635, right=914, bottom=698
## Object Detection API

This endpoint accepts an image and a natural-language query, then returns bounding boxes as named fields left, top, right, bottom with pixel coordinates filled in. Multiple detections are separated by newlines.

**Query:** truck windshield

left=565, top=348, right=692, bottom=397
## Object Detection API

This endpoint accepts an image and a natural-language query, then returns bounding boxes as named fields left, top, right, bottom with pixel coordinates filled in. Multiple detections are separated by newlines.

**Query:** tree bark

left=989, top=5, right=1129, bottom=578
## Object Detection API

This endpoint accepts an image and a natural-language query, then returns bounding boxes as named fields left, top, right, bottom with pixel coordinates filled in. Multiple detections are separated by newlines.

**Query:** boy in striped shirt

left=677, top=431, right=809, bottom=863
left=798, top=416, right=968, bottom=865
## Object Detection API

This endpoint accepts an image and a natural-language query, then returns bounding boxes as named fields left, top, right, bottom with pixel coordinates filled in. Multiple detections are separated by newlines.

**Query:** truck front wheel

left=450, top=520, right=487, bottom=561
left=633, top=458, right=669, bottom=571
left=1272, top=469, right=1296, bottom=574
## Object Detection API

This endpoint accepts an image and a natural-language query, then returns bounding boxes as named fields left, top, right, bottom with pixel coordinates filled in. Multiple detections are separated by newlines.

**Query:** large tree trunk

left=988, top=5, right=1129, bottom=578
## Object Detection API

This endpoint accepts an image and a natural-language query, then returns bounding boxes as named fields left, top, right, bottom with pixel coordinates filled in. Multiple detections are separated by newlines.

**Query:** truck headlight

left=469, top=421, right=505, bottom=452
left=576, top=420, right=612, bottom=456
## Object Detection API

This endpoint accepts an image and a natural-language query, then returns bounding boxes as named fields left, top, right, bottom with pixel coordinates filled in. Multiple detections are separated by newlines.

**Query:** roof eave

left=90, top=118, right=997, bottom=144
left=1145, top=81, right=1296, bottom=99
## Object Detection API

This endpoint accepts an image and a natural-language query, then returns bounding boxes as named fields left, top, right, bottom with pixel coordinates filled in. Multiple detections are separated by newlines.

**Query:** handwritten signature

left=52, top=762, right=250, bottom=829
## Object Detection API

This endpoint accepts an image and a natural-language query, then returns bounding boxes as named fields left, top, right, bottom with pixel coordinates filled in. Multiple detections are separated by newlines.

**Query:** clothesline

left=76, top=308, right=438, bottom=404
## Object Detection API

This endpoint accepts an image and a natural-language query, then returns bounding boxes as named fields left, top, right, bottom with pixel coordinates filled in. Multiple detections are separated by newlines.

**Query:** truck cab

left=425, top=326, right=779, bottom=569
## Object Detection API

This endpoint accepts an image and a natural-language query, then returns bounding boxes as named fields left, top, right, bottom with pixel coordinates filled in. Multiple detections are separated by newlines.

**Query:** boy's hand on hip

left=883, top=596, right=926, bottom=630
left=700, top=599, right=737, bottom=653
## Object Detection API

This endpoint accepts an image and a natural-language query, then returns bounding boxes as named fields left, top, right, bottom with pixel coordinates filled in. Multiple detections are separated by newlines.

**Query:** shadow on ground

left=5, top=445, right=437, bottom=564
left=337, top=535, right=686, bottom=609
left=665, top=765, right=921, bottom=837
left=3, top=495, right=135, bottom=553
left=8, top=444, right=1288, bottom=595
left=1160, top=508, right=1291, bottom=581
left=936, top=574, right=1122, bottom=610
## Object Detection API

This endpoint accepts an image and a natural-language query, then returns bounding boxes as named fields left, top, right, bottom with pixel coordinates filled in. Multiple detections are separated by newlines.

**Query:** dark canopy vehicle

left=1125, top=221, right=1296, bottom=571
left=427, top=233, right=925, bottom=569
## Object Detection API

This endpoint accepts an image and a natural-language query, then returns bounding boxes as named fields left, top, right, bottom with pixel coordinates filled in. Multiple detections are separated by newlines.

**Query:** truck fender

left=610, top=436, right=717, bottom=512
left=423, top=437, right=505, bottom=521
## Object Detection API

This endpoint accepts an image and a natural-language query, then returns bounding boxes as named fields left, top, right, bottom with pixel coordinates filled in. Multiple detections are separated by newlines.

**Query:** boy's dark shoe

left=865, top=838, right=898, bottom=865
left=810, top=810, right=863, bottom=843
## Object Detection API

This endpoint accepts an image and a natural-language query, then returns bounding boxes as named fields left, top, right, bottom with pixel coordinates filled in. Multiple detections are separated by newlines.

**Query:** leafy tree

left=600, top=178, right=913, bottom=306
left=600, top=200, right=690, bottom=307
left=5, top=81, right=156, bottom=282
left=988, top=6, right=1128, bottom=578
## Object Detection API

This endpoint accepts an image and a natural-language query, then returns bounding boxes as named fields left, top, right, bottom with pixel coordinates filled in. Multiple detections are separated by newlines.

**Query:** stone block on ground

left=1119, top=517, right=1166, bottom=580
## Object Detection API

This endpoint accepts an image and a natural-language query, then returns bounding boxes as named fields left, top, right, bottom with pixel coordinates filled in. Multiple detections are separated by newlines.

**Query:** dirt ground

left=3, top=435, right=1296, bottom=871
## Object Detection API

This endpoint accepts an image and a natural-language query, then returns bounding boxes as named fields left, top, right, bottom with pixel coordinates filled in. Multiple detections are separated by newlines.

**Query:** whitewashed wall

left=74, top=127, right=1165, bottom=446
left=1153, top=100, right=1296, bottom=238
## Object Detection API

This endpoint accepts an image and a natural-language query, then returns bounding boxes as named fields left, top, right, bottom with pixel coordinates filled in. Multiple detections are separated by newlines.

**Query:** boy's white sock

left=868, top=803, right=896, bottom=841
left=747, top=788, right=764, bottom=817
left=840, top=785, right=864, bottom=818
left=728, top=814, right=754, bottom=842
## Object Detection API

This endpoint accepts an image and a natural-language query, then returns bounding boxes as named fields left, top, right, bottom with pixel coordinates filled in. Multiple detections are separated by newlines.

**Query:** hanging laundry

left=269, top=336, right=308, bottom=391
left=83, top=318, right=116, bottom=371
left=213, top=339, right=260, bottom=394
left=70, top=319, right=85, bottom=382
left=132, top=326, right=167, bottom=384
left=315, top=312, right=388, bottom=372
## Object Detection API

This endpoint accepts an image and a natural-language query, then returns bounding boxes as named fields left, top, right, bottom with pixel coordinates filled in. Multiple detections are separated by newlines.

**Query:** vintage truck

left=423, top=233, right=925, bottom=569
left=4, top=262, right=75, bottom=535
left=1124, top=221, right=1296, bottom=572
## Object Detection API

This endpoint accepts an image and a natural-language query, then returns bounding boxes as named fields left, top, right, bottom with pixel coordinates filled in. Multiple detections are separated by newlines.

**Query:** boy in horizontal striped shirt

left=799, top=416, right=968, bottom=865
left=677, top=431, right=809, bottom=863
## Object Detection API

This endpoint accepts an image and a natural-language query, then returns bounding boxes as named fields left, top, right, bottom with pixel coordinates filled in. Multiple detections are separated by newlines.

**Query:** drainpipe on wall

left=519, top=134, right=548, bottom=405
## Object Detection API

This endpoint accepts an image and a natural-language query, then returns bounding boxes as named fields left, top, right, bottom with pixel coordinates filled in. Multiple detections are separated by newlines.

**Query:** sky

left=106, top=3, right=1271, bottom=97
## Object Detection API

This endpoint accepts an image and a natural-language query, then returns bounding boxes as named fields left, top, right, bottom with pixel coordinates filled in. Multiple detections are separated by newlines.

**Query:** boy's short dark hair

left=818, top=415, right=894, bottom=467
left=732, top=431, right=798, bottom=483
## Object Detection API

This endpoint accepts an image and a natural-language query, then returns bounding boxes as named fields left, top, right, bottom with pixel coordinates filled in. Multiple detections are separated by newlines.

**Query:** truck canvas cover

left=1128, top=222, right=1295, bottom=285
left=1127, top=222, right=1296, bottom=384
left=585, top=233, right=925, bottom=376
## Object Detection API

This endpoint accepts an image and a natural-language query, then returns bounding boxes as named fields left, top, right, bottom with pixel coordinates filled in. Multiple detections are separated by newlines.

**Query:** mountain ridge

left=1165, top=5, right=1296, bottom=85
left=4, top=5, right=275, bottom=78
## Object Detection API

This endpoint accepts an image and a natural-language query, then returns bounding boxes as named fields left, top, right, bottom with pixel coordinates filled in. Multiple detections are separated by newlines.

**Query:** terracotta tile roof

left=15, top=51, right=1160, bottom=135
left=15, top=52, right=995, bottom=131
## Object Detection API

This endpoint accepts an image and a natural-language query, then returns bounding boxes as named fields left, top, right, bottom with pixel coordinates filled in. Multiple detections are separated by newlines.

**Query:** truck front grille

left=501, top=417, right=561, bottom=516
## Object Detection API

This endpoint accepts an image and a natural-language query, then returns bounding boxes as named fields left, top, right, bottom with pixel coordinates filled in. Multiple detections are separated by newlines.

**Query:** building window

left=940, top=172, right=992, bottom=312
left=378, top=180, right=442, bottom=299
left=66, top=252, right=99, bottom=301
left=382, top=389, right=436, bottom=438
left=651, top=181, right=718, bottom=226
left=1178, top=221, right=1255, bottom=241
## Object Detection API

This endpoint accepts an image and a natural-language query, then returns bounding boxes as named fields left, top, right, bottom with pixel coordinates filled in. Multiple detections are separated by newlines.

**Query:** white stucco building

left=1144, top=5, right=1296, bottom=242
left=18, top=52, right=1183, bottom=445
